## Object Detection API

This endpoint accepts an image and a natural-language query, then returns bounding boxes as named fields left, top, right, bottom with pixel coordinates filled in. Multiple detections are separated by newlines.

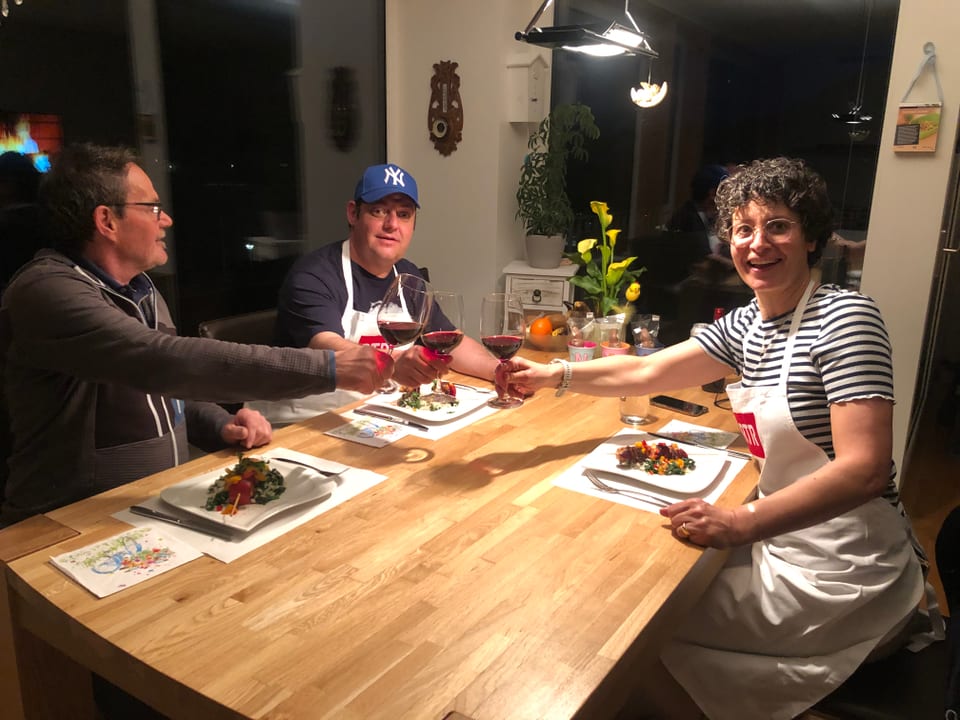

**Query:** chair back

left=198, top=309, right=277, bottom=346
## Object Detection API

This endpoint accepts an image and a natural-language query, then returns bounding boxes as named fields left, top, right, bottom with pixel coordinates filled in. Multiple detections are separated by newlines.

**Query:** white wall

left=385, top=0, right=550, bottom=336
left=864, top=0, right=960, bottom=473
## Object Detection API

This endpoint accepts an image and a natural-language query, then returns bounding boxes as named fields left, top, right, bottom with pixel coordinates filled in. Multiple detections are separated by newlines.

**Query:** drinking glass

left=479, top=292, right=525, bottom=409
left=375, top=273, right=432, bottom=392
left=421, top=290, right=464, bottom=392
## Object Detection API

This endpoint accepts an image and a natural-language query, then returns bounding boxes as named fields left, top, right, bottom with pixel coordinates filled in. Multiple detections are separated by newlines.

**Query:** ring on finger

left=677, top=522, right=690, bottom=538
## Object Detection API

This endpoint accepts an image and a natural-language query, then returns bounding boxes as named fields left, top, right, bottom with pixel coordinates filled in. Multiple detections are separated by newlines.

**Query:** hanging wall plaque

left=428, top=60, right=463, bottom=156
left=894, top=42, right=943, bottom=153
left=329, top=66, right=359, bottom=152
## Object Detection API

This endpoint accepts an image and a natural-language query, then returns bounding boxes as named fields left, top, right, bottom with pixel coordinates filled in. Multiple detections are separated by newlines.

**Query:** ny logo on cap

left=383, top=166, right=406, bottom=187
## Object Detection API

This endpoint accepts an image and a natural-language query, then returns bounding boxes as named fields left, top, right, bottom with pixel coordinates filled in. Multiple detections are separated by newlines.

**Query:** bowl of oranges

left=525, top=313, right=570, bottom=352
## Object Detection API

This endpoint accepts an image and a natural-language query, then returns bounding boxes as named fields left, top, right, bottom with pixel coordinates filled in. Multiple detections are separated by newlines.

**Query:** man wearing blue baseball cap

left=257, top=163, right=498, bottom=423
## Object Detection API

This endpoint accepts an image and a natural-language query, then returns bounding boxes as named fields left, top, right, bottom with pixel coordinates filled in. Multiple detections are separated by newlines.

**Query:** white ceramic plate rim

left=364, top=383, right=489, bottom=423
left=158, top=459, right=336, bottom=532
left=582, top=433, right=728, bottom=494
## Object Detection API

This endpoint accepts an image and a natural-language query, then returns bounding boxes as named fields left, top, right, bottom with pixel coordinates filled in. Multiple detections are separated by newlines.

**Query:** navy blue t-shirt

left=274, top=239, right=435, bottom=348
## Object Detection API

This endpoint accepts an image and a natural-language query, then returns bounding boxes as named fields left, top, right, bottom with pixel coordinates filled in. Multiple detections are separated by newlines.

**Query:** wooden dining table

left=0, top=354, right=757, bottom=720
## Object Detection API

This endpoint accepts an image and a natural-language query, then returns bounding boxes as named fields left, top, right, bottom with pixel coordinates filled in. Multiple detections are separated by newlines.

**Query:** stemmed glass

left=421, top=290, right=464, bottom=393
left=375, top=273, right=432, bottom=393
left=479, top=292, right=525, bottom=409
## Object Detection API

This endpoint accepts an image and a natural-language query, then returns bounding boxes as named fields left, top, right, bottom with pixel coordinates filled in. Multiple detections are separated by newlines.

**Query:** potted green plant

left=516, top=103, right=600, bottom=268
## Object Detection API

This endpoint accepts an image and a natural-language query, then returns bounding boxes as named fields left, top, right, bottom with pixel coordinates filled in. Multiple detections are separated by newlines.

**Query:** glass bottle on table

left=479, top=292, right=525, bottom=409
left=421, top=290, right=464, bottom=395
left=375, top=273, right=432, bottom=393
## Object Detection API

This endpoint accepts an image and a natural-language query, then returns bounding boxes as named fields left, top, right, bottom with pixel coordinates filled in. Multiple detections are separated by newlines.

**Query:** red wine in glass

left=422, top=290, right=465, bottom=393
left=379, top=320, right=425, bottom=346
left=479, top=292, right=525, bottom=409
left=421, top=329, right=465, bottom=354
left=480, top=334, right=522, bottom=360
left=375, top=273, right=432, bottom=393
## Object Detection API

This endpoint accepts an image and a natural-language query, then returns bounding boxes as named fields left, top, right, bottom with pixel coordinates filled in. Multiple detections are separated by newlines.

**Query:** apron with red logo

left=661, top=280, right=926, bottom=720
left=247, top=240, right=395, bottom=425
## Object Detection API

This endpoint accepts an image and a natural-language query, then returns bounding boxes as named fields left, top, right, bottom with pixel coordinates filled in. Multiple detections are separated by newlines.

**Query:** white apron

left=246, top=241, right=393, bottom=425
left=661, top=280, right=926, bottom=720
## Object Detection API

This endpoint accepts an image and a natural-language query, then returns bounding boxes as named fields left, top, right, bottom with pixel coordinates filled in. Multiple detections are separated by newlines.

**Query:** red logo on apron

left=734, top=411, right=765, bottom=458
left=358, top=335, right=391, bottom=351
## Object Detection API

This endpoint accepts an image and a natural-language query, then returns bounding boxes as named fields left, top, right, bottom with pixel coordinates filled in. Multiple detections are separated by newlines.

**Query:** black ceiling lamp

left=515, top=0, right=658, bottom=59
left=832, top=0, right=874, bottom=141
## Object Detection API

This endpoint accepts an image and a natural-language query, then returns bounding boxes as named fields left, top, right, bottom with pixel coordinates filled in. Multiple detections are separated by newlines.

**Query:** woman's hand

left=660, top=498, right=747, bottom=549
left=502, top=356, right=561, bottom=395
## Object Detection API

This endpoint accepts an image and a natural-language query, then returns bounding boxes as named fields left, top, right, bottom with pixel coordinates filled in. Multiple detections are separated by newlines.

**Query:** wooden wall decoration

left=428, top=60, right=463, bottom=156
left=329, top=66, right=358, bottom=152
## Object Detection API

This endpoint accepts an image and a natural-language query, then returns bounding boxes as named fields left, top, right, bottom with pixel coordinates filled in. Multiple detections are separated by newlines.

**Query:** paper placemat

left=114, top=448, right=387, bottom=563
left=50, top=525, right=203, bottom=598
left=553, top=427, right=749, bottom=514
left=334, top=402, right=498, bottom=443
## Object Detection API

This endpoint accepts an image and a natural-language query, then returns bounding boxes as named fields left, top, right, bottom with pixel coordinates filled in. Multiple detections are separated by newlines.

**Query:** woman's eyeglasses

left=113, top=202, right=163, bottom=220
left=727, top=218, right=799, bottom=247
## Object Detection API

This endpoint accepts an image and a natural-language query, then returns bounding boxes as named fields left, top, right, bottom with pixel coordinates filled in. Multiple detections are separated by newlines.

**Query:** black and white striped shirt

left=696, top=284, right=899, bottom=490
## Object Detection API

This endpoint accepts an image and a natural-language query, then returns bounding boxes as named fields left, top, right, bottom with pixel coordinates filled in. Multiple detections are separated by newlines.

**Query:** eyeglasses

left=728, top=218, right=799, bottom=246
left=113, top=202, right=163, bottom=220
left=363, top=205, right=416, bottom=222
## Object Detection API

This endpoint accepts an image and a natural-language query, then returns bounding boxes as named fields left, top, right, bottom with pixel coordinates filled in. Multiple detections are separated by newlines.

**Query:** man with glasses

left=0, top=143, right=392, bottom=528
left=260, top=163, right=497, bottom=422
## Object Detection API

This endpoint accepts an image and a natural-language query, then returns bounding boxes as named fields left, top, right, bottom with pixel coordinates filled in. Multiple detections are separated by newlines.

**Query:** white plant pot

left=524, top=234, right=565, bottom=269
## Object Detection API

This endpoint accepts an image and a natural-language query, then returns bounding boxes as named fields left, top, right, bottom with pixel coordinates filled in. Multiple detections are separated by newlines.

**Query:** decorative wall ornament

left=428, top=60, right=463, bottom=156
left=894, top=42, right=943, bottom=153
left=329, top=66, right=359, bottom=152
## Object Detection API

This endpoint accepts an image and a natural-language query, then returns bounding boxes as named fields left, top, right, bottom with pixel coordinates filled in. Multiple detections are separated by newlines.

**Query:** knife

left=129, top=505, right=239, bottom=541
left=643, top=431, right=753, bottom=460
left=353, top=407, right=430, bottom=431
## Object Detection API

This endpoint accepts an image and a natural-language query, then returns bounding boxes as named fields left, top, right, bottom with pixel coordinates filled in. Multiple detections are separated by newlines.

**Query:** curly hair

left=714, top=157, right=833, bottom=266
left=38, top=143, right=139, bottom=255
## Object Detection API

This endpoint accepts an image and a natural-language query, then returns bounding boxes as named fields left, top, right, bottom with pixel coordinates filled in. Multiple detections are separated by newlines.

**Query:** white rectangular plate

left=582, top=432, right=728, bottom=494
left=364, top=383, right=489, bottom=423
left=159, top=458, right=337, bottom=533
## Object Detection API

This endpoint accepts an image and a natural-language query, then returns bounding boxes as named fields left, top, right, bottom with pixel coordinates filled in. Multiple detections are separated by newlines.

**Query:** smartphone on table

left=650, top=394, right=709, bottom=417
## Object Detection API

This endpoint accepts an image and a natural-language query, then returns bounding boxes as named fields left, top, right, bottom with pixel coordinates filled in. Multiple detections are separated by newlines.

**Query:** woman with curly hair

left=504, top=157, right=939, bottom=719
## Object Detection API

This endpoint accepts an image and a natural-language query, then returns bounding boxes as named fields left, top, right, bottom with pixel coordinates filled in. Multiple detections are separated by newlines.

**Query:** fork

left=451, top=382, right=494, bottom=394
left=271, top=456, right=346, bottom=481
left=582, top=469, right=671, bottom=507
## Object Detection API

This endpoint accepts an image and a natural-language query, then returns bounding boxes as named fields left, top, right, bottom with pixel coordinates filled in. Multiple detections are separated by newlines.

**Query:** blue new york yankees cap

left=354, top=164, right=420, bottom=207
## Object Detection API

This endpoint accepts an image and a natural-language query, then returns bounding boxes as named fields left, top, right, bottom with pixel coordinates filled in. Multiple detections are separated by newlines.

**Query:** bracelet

left=549, top=358, right=572, bottom=397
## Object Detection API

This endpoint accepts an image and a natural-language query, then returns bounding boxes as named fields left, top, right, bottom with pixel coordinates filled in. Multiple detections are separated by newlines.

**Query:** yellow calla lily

left=590, top=201, right=612, bottom=230
left=606, top=228, right=621, bottom=249
left=577, top=238, right=597, bottom=253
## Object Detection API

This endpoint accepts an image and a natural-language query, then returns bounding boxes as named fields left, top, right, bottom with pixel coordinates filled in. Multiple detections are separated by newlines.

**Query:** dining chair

left=197, top=308, right=277, bottom=346
left=197, top=308, right=278, bottom=414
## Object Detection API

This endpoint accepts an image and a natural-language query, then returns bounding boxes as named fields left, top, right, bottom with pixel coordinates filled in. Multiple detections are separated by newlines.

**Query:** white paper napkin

left=114, top=447, right=387, bottom=563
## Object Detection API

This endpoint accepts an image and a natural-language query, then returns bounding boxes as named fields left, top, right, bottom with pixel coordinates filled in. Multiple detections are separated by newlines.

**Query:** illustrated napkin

left=50, top=525, right=202, bottom=598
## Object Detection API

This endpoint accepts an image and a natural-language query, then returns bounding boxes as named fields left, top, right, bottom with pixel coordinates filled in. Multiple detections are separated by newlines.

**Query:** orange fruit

left=530, top=317, right=553, bottom=335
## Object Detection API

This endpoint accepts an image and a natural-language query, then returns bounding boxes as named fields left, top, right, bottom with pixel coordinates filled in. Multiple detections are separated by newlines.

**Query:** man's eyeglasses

left=113, top=202, right=163, bottom=220
left=728, top=218, right=799, bottom=246
left=364, top=205, right=416, bottom=222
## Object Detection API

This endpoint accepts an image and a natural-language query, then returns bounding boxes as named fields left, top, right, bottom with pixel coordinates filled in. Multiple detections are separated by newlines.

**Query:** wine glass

left=479, top=292, right=525, bottom=409
left=421, top=290, right=464, bottom=393
left=376, top=273, right=432, bottom=393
